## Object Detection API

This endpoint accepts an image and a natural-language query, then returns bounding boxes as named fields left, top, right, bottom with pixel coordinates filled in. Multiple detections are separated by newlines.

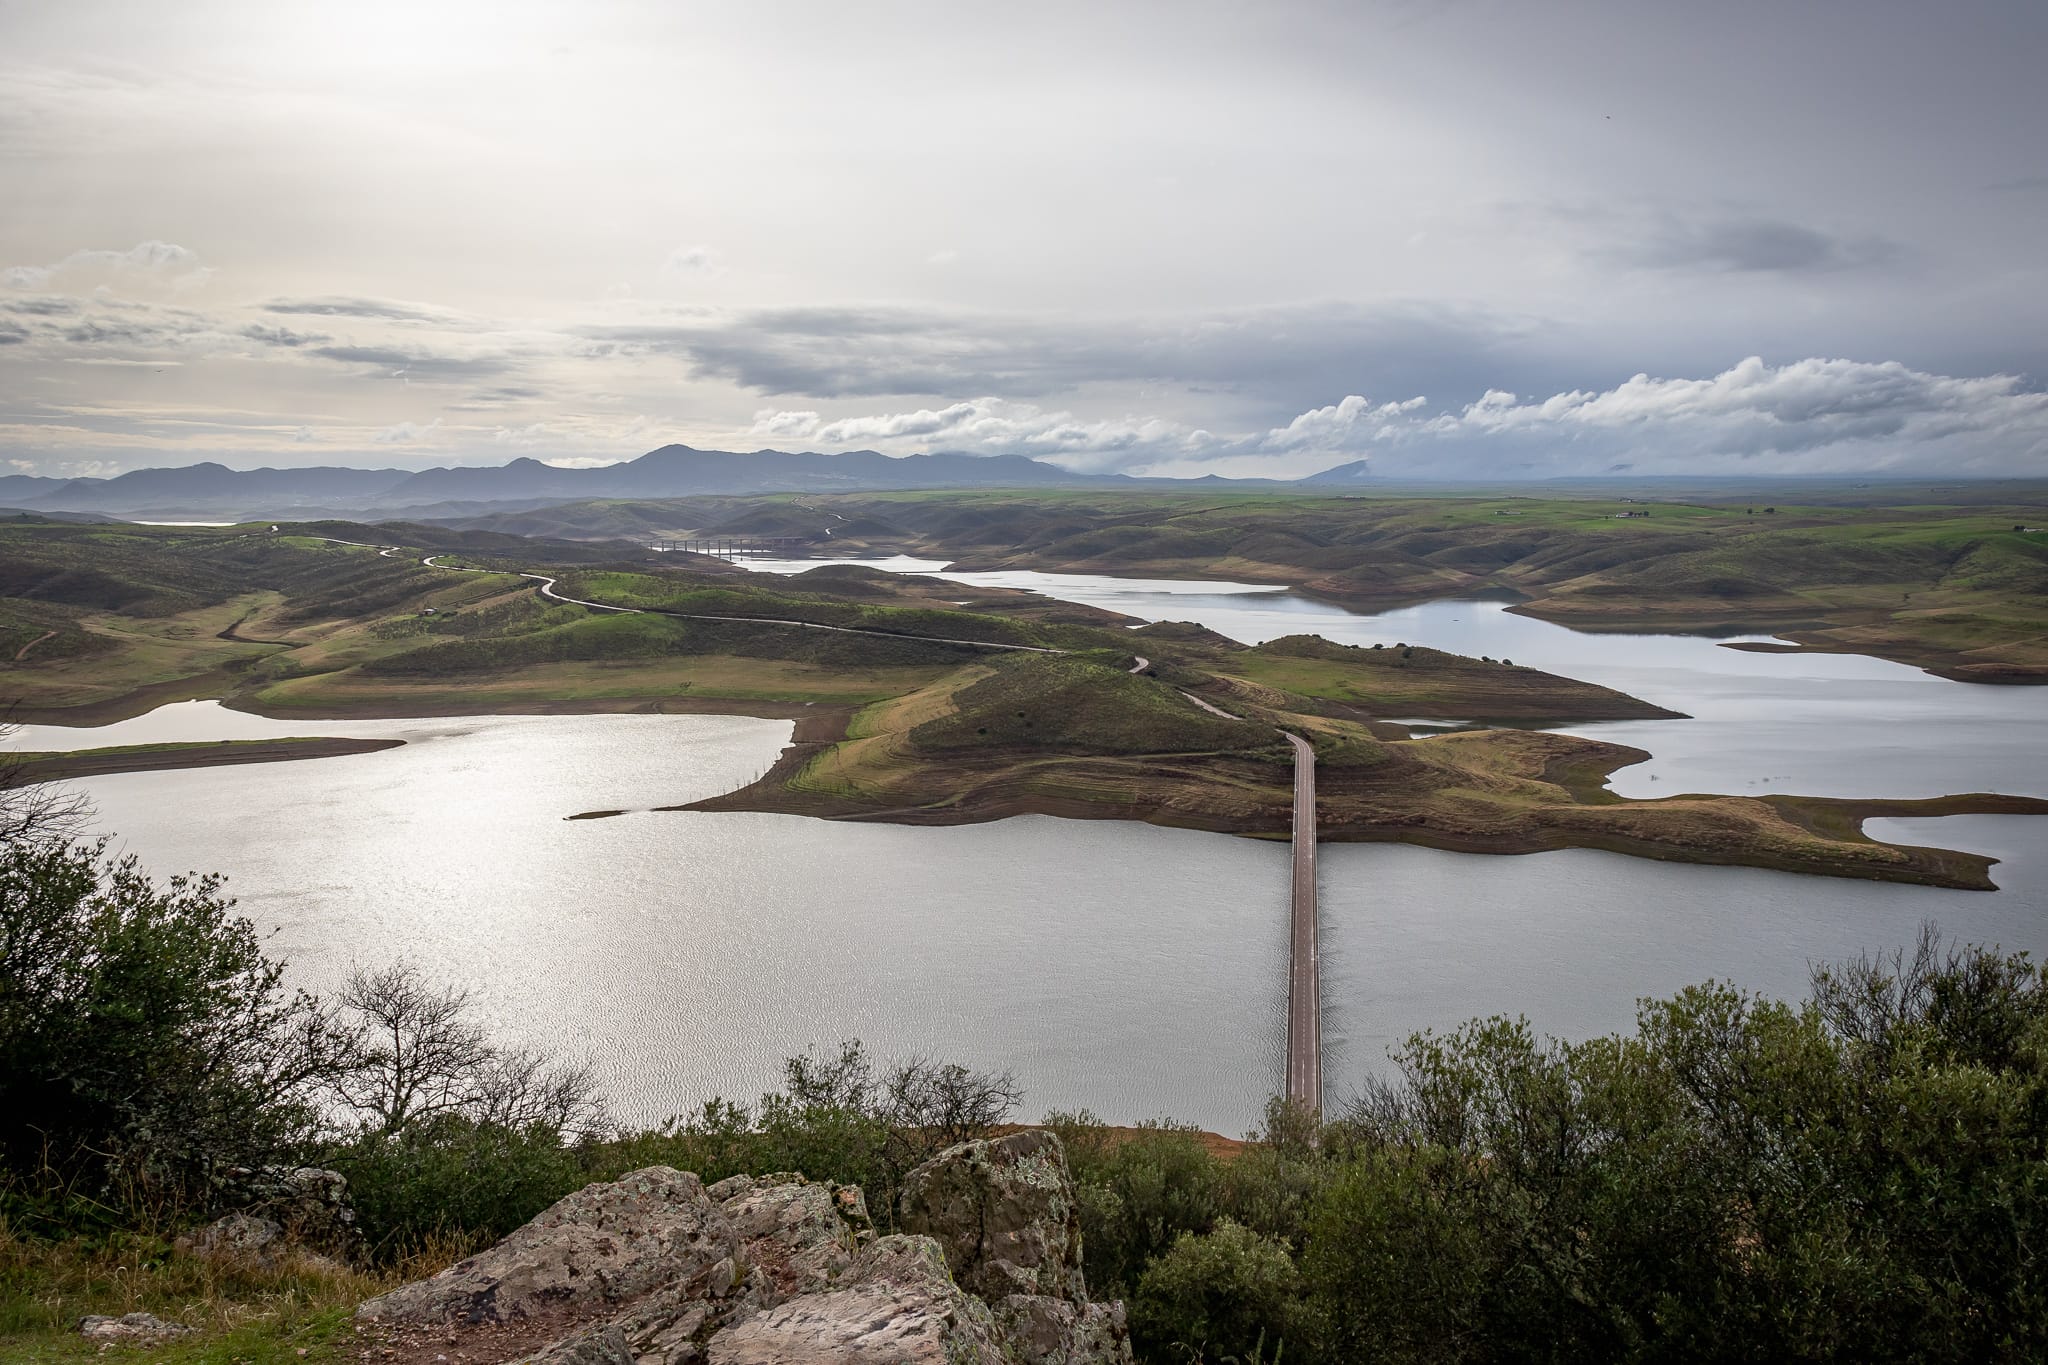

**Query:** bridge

left=649, top=537, right=813, bottom=558
left=1284, top=732, right=1321, bottom=1114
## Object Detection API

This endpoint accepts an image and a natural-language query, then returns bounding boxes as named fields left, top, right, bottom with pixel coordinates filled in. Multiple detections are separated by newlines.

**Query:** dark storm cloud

left=1621, top=217, right=1901, bottom=274
left=581, top=302, right=1566, bottom=409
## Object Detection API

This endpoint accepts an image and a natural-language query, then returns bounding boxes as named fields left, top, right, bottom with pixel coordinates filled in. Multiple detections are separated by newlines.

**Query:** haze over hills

left=9, top=441, right=2044, bottom=527
left=0, top=445, right=1328, bottom=521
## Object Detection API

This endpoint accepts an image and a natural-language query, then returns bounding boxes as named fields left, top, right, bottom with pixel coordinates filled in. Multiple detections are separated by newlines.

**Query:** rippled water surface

left=30, top=559, right=2048, bottom=1132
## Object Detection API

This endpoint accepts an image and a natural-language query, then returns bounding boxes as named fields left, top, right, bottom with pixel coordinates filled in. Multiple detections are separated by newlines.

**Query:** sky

left=2, top=0, right=2045, bottom=481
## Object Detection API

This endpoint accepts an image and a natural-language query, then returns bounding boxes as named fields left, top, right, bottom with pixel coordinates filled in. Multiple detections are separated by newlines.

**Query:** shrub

left=1131, top=1219, right=1301, bottom=1364
left=329, top=1116, right=586, bottom=1259
left=0, top=839, right=341, bottom=1220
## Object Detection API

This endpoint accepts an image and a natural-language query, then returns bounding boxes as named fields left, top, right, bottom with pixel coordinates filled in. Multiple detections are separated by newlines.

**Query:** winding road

left=413, top=553, right=1059, bottom=651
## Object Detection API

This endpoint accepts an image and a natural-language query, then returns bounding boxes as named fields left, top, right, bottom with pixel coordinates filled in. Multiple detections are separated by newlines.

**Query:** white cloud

left=1433, top=357, right=2048, bottom=461
left=371, top=419, right=440, bottom=444
left=659, top=245, right=717, bottom=282
left=742, top=357, right=2048, bottom=478
left=749, top=398, right=1212, bottom=465
left=1259, top=395, right=1426, bottom=451
left=3, top=241, right=214, bottom=294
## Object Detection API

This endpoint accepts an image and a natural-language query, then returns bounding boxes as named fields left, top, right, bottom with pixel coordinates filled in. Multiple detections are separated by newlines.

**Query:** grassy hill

left=11, top=518, right=2041, bottom=888
left=459, top=490, right=2048, bottom=682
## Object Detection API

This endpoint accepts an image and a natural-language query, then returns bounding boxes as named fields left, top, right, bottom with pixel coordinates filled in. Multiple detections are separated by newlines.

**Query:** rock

left=356, top=1167, right=734, bottom=1327
left=78, top=1312, right=192, bottom=1343
left=898, top=1129, right=1088, bottom=1304
left=994, top=1295, right=1133, bottom=1365
left=704, top=1175, right=754, bottom=1202
left=716, top=1178, right=856, bottom=1301
left=705, top=1235, right=1006, bottom=1365
left=178, top=1210, right=286, bottom=1263
left=357, top=1140, right=1128, bottom=1365
left=524, top=1323, right=638, bottom=1365
left=215, top=1164, right=365, bottom=1264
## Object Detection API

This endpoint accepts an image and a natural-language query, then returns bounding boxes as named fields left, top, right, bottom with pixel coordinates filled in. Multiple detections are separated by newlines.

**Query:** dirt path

left=11, top=629, right=56, bottom=661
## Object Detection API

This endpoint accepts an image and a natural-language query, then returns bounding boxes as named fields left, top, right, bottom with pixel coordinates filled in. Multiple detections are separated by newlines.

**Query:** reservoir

left=18, top=566, right=2048, bottom=1133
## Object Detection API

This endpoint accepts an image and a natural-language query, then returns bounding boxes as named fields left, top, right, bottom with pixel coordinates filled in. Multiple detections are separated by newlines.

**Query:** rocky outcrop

left=899, top=1130, right=1086, bottom=1304
left=707, top=1235, right=1006, bottom=1364
left=352, top=1131, right=1128, bottom=1365
left=357, top=1167, right=732, bottom=1328
left=177, top=1164, right=365, bottom=1270
left=176, top=1165, right=364, bottom=1274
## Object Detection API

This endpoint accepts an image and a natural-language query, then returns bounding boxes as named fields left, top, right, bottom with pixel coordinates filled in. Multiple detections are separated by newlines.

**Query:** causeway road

left=1284, top=731, right=1321, bottom=1112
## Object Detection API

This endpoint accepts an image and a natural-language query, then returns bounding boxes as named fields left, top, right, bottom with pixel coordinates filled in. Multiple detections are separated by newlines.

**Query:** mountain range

left=0, top=446, right=1358, bottom=520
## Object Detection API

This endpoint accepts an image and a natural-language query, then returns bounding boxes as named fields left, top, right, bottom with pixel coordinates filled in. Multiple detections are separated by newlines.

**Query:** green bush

left=1305, top=933, right=2048, bottom=1364
left=1064, top=1120, right=1224, bottom=1298
left=1131, top=1219, right=1301, bottom=1364
left=0, top=839, right=336, bottom=1221
left=330, top=1117, right=586, bottom=1259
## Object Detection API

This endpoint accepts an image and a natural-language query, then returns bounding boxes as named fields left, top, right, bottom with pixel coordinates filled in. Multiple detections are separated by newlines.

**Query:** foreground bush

left=0, top=838, right=335, bottom=1219
left=1300, top=934, right=2048, bottom=1364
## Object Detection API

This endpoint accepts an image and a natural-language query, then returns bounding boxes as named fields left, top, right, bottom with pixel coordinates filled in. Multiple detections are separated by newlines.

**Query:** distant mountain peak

left=1302, top=459, right=1373, bottom=484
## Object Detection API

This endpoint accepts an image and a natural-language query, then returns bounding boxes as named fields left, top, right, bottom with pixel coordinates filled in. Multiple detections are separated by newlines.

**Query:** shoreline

left=11, top=736, right=405, bottom=782
left=887, top=549, right=2048, bottom=685
left=19, top=682, right=2047, bottom=892
left=671, top=705, right=2048, bottom=893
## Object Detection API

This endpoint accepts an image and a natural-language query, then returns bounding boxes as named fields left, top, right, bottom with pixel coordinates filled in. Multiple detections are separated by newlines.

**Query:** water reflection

left=31, top=561, right=2048, bottom=1133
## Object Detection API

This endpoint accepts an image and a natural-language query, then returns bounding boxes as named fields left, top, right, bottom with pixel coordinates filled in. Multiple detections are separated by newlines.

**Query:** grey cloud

left=1621, top=217, right=1900, bottom=274
left=63, top=318, right=183, bottom=346
left=445, top=384, right=547, bottom=412
left=581, top=302, right=1560, bottom=410
left=0, top=324, right=27, bottom=345
left=263, top=296, right=471, bottom=325
left=1984, top=175, right=2048, bottom=194
left=241, top=322, right=331, bottom=348
left=2, top=296, right=80, bottom=317
left=309, top=344, right=510, bottom=380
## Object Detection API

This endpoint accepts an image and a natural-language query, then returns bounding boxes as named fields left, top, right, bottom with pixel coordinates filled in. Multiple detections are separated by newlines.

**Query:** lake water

left=21, top=560, right=2048, bottom=1133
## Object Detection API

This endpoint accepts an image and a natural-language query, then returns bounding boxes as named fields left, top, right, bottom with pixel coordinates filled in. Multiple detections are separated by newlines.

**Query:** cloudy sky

left=3, top=0, right=2045, bottom=480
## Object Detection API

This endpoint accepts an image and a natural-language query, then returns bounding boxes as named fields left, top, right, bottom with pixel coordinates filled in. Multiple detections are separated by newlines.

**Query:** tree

left=0, top=720, right=90, bottom=848
left=0, top=838, right=343, bottom=1204
left=327, top=962, right=603, bottom=1138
